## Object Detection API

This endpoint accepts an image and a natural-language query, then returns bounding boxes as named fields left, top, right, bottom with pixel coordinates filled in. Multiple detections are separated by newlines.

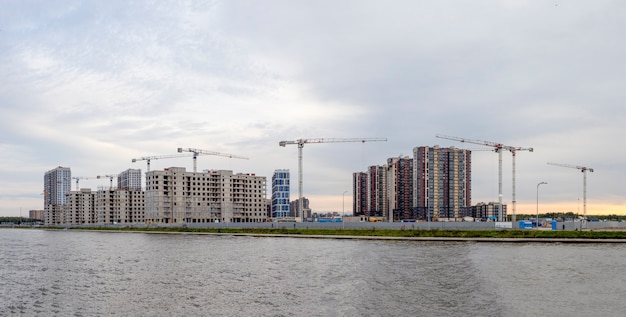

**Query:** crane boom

left=132, top=153, right=194, bottom=172
left=279, top=137, right=387, bottom=222
left=436, top=134, right=533, bottom=223
left=177, top=148, right=249, bottom=172
left=547, top=162, right=594, bottom=222
left=71, top=176, right=98, bottom=191
left=97, top=174, right=118, bottom=190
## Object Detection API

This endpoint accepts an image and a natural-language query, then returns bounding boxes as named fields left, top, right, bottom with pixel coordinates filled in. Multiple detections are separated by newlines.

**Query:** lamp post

left=536, top=182, right=547, bottom=228
left=342, top=190, right=348, bottom=229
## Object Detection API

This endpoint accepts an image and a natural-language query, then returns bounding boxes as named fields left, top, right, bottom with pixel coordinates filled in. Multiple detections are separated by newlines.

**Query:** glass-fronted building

left=271, top=169, right=290, bottom=218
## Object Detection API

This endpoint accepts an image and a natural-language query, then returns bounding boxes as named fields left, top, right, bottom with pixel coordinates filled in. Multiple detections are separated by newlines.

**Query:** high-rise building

left=43, top=166, right=71, bottom=225
left=271, top=169, right=290, bottom=218
left=387, top=156, right=413, bottom=221
left=145, top=167, right=267, bottom=223
left=118, top=168, right=142, bottom=190
left=413, top=146, right=471, bottom=220
left=352, top=172, right=367, bottom=216
left=367, top=165, right=387, bottom=218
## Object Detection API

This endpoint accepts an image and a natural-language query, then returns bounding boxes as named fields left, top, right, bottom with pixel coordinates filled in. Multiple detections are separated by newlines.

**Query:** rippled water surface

left=1, top=229, right=625, bottom=316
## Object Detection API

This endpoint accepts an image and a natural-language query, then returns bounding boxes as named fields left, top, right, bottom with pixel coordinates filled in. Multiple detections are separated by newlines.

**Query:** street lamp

left=342, top=190, right=348, bottom=229
left=536, top=182, right=547, bottom=228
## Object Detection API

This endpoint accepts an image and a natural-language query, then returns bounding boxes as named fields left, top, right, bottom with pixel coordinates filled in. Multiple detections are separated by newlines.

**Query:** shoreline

left=35, top=228, right=626, bottom=243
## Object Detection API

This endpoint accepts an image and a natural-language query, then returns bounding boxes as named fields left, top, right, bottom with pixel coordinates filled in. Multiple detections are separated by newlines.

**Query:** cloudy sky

left=1, top=0, right=624, bottom=217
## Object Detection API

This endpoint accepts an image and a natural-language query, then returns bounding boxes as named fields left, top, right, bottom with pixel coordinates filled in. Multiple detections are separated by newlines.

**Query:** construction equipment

left=279, top=138, right=387, bottom=222
left=547, top=162, right=594, bottom=220
left=436, top=134, right=533, bottom=222
left=71, top=176, right=97, bottom=191
left=97, top=174, right=118, bottom=190
left=132, top=153, right=194, bottom=172
left=177, top=148, right=249, bottom=172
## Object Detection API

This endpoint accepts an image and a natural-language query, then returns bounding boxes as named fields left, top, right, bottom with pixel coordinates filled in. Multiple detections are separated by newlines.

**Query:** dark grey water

left=1, top=229, right=625, bottom=317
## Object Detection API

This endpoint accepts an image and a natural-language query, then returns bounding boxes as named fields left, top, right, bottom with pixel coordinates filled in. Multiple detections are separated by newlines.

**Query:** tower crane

left=279, top=138, right=387, bottom=222
left=177, top=148, right=249, bottom=173
left=97, top=174, right=118, bottom=190
left=436, top=134, right=533, bottom=222
left=71, top=176, right=98, bottom=191
left=132, top=153, right=194, bottom=172
left=547, top=162, right=594, bottom=220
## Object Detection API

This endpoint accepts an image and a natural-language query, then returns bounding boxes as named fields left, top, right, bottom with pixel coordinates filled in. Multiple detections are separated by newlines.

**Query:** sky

left=1, top=0, right=625, bottom=217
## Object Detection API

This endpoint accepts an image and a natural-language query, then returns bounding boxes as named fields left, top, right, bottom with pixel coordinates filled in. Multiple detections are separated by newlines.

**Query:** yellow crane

left=436, top=134, right=533, bottom=222
left=177, top=148, right=249, bottom=173
left=279, top=138, right=387, bottom=222
left=547, top=162, right=594, bottom=220
left=132, top=153, right=194, bottom=172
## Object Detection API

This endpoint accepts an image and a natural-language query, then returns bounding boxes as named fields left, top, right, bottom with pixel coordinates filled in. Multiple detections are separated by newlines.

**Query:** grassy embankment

left=49, top=226, right=626, bottom=239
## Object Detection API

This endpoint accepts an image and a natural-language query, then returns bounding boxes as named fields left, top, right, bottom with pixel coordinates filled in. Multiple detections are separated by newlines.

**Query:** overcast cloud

left=1, top=0, right=624, bottom=216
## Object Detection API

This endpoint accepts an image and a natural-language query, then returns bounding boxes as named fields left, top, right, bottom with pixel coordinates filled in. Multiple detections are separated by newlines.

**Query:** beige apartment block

left=66, top=189, right=96, bottom=225
left=96, top=188, right=145, bottom=224
left=145, top=167, right=267, bottom=224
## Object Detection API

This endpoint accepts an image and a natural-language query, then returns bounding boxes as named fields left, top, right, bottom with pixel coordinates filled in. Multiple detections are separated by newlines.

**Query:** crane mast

left=97, top=174, right=118, bottom=190
left=177, top=148, right=249, bottom=172
left=71, top=176, right=97, bottom=191
left=436, top=134, right=533, bottom=223
left=279, top=137, right=387, bottom=222
left=132, top=153, right=194, bottom=172
left=547, top=162, right=594, bottom=221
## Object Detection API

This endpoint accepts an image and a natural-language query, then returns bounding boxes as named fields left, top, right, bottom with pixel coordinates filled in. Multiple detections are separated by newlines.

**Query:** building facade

left=413, top=146, right=471, bottom=220
left=387, top=156, right=413, bottom=222
left=472, top=202, right=507, bottom=220
left=271, top=169, right=290, bottom=218
left=145, top=167, right=267, bottom=223
left=43, top=166, right=71, bottom=225
left=118, top=168, right=142, bottom=190
left=66, top=188, right=96, bottom=224
left=95, top=189, right=145, bottom=224
left=352, top=172, right=367, bottom=216
left=290, top=197, right=311, bottom=219
left=367, top=165, right=387, bottom=218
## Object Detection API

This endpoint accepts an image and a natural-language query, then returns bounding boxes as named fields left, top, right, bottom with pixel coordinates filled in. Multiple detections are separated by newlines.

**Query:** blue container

left=551, top=220, right=557, bottom=231
left=519, top=220, right=532, bottom=229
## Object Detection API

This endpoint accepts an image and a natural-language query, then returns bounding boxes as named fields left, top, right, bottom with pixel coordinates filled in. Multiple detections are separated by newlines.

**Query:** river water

left=1, top=229, right=625, bottom=317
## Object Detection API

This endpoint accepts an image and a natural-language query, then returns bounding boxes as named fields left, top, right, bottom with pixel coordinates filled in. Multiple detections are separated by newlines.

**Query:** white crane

left=279, top=138, right=387, bottom=222
left=97, top=174, right=118, bottom=190
left=436, top=134, right=533, bottom=222
left=71, top=176, right=98, bottom=191
left=177, top=148, right=249, bottom=173
left=547, top=162, right=594, bottom=220
left=132, top=153, right=194, bottom=172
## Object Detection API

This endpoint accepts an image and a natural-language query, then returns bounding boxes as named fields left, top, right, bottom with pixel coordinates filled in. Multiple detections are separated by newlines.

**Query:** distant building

left=43, top=166, right=71, bottom=225
left=352, top=172, right=367, bottom=216
left=367, top=165, right=387, bottom=218
left=271, top=169, right=290, bottom=218
left=118, top=168, right=142, bottom=190
left=473, top=202, right=507, bottom=221
left=413, top=146, right=471, bottom=220
left=387, top=156, right=413, bottom=222
left=29, top=210, right=44, bottom=221
left=145, top=167, right=267, bottom=223
left=290, top=197, right=310, bottom=219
